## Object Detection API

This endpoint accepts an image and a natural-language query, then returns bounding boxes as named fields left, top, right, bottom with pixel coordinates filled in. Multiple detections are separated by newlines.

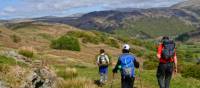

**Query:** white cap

left=123, top=44, right=130, bottom=50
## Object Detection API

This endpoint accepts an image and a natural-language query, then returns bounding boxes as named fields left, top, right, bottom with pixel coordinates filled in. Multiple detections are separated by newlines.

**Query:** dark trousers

left=157, top=63, right=174, bottom=88
left=121, top=76, right=135, bottom=88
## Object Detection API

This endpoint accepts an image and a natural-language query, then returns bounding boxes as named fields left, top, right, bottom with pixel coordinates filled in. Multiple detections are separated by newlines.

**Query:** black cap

left=162, top=36, right=169, bottom=40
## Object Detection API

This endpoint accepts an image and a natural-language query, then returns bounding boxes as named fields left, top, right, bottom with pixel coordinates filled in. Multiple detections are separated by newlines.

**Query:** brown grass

left=57, top=77, right=97, bottom=88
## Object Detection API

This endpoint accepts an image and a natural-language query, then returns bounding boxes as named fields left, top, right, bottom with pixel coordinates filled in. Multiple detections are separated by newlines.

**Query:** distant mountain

left=0, top=20, right=8, bottom=23
left=3, top=0, right=200, bottom=39
left=172, top=0, right=200, bottom=26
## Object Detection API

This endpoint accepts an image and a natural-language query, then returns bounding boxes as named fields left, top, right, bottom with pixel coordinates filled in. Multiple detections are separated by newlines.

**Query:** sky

left=0, top=0, right=185, bottom=19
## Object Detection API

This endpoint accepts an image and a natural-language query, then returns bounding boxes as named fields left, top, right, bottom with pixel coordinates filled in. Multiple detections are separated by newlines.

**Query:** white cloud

left=0, top=12, right=7, bottom=16
left=3, top=6, right=15, bottom=13
left=19, top=0, right=184, bottom=11
left=0, top=0, right=185, bottom=19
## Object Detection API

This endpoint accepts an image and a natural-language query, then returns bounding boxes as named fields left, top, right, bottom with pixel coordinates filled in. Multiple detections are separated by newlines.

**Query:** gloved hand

left=112, top=69, right=117, bottom=73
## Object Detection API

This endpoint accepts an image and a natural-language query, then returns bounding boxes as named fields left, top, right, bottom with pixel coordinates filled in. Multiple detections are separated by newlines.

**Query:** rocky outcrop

left=21, top=66, right=57, bottom=88
left=0, top=50, right=32, bottom=64
left=0, top=81, right=9, bottom=88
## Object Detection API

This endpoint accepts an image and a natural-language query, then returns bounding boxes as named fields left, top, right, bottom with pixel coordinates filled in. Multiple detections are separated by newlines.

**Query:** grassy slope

left=75, top=63, right=200, bottom=88
left=115, top=17, right=196, bottom=38
left=0, top=22, right=200, bottom=88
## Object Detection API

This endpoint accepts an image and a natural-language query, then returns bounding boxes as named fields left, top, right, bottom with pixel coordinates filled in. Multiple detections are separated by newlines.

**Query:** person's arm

left=96, top=55, right=100, bottom=66
left=112, top=58, right=121, bottom=73
left=174, top=52, right=178, bottom=72
left=157, top=44, right=162, bottom=59
left=134, top=57, right=139, bottom=68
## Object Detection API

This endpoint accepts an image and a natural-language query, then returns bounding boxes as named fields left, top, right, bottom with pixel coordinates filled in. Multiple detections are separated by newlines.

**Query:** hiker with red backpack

left=112, top=44, right=139, bottom=88
left=96, top=49, right=110, bottom=86
left=157, top=36, right=178, bottom=88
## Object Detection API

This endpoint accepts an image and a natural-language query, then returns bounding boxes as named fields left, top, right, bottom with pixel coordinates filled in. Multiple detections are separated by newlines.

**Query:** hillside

left=1, top=1, right=199, bottom=39
left=176, top=27, right=200, bottom=42
left=0, top=22, right=200, bottom=88
left=172, top=0, right=200, bottom=25
left=26, top=8, right=198, bottom=39
left=0, top=22, right=124, bottom=88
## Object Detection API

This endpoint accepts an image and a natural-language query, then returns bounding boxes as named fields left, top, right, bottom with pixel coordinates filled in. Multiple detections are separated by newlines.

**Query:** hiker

left=112, top=44, right=139, bottom=88
left=96, top=49, right=110, bottom=85
left=156, top=36, right=178, bottom=88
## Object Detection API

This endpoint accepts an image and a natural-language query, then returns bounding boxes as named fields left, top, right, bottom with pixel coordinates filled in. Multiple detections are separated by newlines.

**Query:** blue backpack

left=119, top=53, right=135, bottom=77
left=162, top=39, right=175, bottom=60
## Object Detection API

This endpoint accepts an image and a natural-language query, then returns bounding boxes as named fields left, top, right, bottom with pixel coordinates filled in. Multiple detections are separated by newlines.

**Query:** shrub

left=51, top=35, right=80, bottom=51
left=176, top=33, right=190, bottom=42
left=144, top=51, right=157, bottom=62
left=57, top=67, right=78, bottom=80
left=18, top=47, right=35, bottom=58
left=57, top=77, right=97, bottom=88
left=82, top=36, right=101, bottom=44
left=67, top=31, right=102, bottom=44
left=10, top=34, right=21, bottom=43
left=181, top=64, right=200, bottom=80
left=143, top=61, right=158, bottom=70
left=19, top=50, right=34, bottom=58
left=130, top=48, right=144, bottom=57
left=116, top=37, right=130, bottom=43
left=0, top=55, right=16, bottom=65
left=129, top=38, right=156, bottom=51
left=105, top=38, right=120, bottom=48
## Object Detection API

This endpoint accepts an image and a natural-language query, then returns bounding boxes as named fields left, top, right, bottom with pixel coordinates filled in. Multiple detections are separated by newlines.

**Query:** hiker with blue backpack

left=96, top=49, right=110, bottom=86
left=112, top=44, right=139, bottom=88
left=157, top=36, right=178, bottom=88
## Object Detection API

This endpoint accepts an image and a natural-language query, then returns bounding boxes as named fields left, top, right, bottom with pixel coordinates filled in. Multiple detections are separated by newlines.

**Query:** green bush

left=57, top=68, right=78, bottom=80
left=0, top=55, right=16, bottom=65
left=51, top=35, right=80, bottom=51
left=67, top=31, right=100, bottom=44
left=105, top=38, right=120, bottom=48
left=19, top=49, right=34, bottom=58
left=82, top=36, right=101, bottom=44
left=181, top=64, right=200, bottom=80
left=142, top=51, right=158, bottom=70
left=10, top=34, right=21, bottom=43
left=129, top=38, right=156, bottom=51
left=143, top=61, right=158, bottom=70
left=176, top=33, right=190, bottom=42
left=130, top=48, right=144, bottom=57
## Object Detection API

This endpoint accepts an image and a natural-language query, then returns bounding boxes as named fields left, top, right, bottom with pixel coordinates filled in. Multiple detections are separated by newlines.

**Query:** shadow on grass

left=94, top=80, right=103, bottom=87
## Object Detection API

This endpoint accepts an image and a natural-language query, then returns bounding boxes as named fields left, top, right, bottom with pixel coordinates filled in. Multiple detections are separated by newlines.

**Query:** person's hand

left=112, top=69, right=117, bottom=73
left=157, top=54, right=161, bottom=59
left=174, top=67, right=177, bottom=73
left=173, top=67, right=178, bottom=76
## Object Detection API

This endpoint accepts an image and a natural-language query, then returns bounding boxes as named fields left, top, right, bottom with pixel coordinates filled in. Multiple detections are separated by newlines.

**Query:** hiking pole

left=138, top=65, right=143, bottom=88
left=110, top=73, right=115, bottom=88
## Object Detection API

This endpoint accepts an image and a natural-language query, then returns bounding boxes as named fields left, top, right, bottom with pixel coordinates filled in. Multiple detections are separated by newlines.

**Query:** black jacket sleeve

left=112, top=59, right=121, bottom=73
left=134, top=57, right=140, bottom=68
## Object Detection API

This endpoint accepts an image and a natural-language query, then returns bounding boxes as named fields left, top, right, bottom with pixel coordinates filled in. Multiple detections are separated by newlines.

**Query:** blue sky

left=0, top=0, right=185, bottom=19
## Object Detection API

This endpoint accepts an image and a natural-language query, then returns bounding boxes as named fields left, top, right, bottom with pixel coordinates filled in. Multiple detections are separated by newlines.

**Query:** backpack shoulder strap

left=97, top=55, right=101, bottom=63
left=104, top=54, right=109, bottom=63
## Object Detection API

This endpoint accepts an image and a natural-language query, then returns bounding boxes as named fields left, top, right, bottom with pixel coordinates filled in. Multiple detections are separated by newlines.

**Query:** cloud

left=0, top=12, right=7, bottom=16
left=16, top=0, right=185, bottom=11
left=3, top=6, right=15, bottom=13
left=0, top=0, right=184, bottom=19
